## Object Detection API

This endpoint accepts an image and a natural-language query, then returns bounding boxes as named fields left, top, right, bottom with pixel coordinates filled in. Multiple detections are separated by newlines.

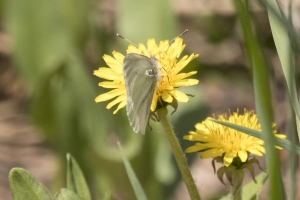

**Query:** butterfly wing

left=123, top=53, right=158, bottom=134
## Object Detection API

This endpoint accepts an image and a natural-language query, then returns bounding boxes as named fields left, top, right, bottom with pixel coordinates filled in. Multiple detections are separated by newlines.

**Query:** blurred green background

left=0, top=0, right=295, bottom=199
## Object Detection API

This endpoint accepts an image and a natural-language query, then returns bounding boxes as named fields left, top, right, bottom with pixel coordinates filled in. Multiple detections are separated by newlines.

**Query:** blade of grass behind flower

left=266, top=0, right=300, bottom=139
left=233, top=0, right=284, bottom=198
left=118, top=142, right=148, bottom=200
left=286, top=2, right=297, bottom=198
left=241, top=172, right=268, bottom=200
left=286, top=93, right=297, bottom=200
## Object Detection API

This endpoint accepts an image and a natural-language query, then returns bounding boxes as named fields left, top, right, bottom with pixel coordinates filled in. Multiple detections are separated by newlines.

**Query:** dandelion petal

left=173, top=90, right=189, bottom=102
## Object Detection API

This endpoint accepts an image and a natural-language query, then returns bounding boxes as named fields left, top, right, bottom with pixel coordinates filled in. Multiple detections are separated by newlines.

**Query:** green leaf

left=55, top=189, right=84, bottom=200
left=241, top=172, right=268, bottom=200
left=66, top=154, right=91, bottom=200
left=211, top=119, right=300, bottom=155
left=118, top=142, right=148, bottom=200
left=233, top=0, right=285, bottom=198
left=266, top=0, right=300, bottom=139
left=9, top=168, right=56, bottom=200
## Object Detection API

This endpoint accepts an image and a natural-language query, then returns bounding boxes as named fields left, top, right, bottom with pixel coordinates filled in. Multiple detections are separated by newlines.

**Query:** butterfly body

left=123, top=53, right=160, bottom=134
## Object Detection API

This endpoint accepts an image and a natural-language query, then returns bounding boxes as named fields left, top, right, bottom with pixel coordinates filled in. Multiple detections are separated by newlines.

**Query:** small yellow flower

left=184, top=109, right=286, bottom=167
left=94, top=38, right=199, bottom=114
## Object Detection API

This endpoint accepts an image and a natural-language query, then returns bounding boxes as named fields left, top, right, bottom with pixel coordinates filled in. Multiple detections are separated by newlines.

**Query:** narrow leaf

left=55, top=188, right=84, bottom=200
left=118, top=142, right=148, bottom=200
left=233, top=0, right=285, bottom=198
left=241, top=172, right=268, bottom=200
left=9, top=168, right=56, bottom=200
left=66, top=154, right=91, bottom=200
left=266, top=0, right=300, bottom=139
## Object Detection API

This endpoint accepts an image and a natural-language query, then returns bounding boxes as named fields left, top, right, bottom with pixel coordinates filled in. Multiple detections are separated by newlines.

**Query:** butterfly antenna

left=153, top=29, right=188, bottom=56
left=117, top=33, right=139, bottom=48
left=169, top=29, right=188, bottom=44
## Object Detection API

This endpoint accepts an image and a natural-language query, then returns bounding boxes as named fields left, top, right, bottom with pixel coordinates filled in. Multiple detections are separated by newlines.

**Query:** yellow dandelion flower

left=94, top=37, right=199, bottom=114
left=184, top=109, right=286, bottom=167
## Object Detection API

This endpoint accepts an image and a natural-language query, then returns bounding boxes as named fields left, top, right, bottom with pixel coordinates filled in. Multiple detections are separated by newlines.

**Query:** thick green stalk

left=157, top=108, right=201, bottom=200
left=232, top=187, right=241, bottom=200
left=233, top=0, right=285, bottom=199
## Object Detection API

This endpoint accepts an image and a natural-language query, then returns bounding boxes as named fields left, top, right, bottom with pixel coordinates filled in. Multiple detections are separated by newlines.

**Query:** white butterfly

left=123, top=54, right=160, bottom=134
left=119, top=30, right=188, bottom=134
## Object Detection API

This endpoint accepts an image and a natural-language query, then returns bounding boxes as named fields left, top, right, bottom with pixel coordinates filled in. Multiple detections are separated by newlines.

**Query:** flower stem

left=157, top=108, right=201, bottom=200
left=232, top=187, right=242, bottom=200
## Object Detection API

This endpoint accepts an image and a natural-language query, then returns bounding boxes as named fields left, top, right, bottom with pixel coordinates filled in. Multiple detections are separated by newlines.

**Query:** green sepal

left=225, top=165, right=236, bottom=185
left=216, top=166, right=227, bottom=185
left=231, top=169, right=245, bottom=194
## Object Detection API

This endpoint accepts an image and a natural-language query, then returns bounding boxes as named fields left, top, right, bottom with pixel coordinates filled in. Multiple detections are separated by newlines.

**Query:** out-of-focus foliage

left=117, top=0, right=177, bottom=44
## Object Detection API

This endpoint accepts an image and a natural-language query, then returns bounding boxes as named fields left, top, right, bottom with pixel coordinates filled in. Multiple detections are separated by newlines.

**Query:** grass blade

left=118, top=142, right=148, bottom=200
left=233, top=0, right=285, bottom=198
left=266, top=0, right=300, bottom=139
left=66, top=154, right=91, bottom=200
